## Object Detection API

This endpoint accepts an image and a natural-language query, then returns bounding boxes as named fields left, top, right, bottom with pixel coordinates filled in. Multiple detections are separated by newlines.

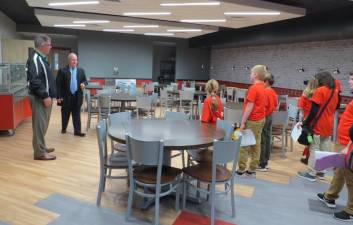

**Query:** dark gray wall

left=78, top=31, right=153, bottom=78
left=175, top=41, right=210, bottom=80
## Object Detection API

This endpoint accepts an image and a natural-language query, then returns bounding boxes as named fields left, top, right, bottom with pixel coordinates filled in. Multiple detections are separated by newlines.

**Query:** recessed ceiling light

left=123, top=25, right=159, bottom=28
left=123, top=12, right=171, bottom=16
left=54, top=24, right=86, bottom=27
left=180, top=19, right=226, bottom=23
left=167, top=29, right=202, bottom=32
left=49, top=1, right=99, bottom=6
left=144, top=33, right=175, bottom=36
left=73, top=20, right=110, bottom=24
left=103, top=29, right=135, bottom=32
left=161, top=2, right=220, bottom=6
left=224, top=11, right=281, bottom=16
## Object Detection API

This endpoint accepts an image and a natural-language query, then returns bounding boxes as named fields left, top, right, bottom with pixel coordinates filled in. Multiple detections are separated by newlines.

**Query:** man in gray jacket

left=26, top=34, right=57, bottom=160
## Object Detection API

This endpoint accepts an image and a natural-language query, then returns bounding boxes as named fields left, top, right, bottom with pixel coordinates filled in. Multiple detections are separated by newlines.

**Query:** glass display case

left=0, top=64, right=31, bottom=135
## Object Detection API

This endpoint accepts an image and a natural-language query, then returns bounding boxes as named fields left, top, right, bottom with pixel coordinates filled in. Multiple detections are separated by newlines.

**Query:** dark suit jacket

left=56, top=65, right=88, bottom=107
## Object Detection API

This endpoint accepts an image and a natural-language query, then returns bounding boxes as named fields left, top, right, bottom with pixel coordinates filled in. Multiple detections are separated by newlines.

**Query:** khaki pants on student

left=307, top=134, right=331, bottom=174
left=29, top=94, right=52, bottom=157
left=325, top=168, right=353, bottom=215
left=238, top=119, right=265, bottom=172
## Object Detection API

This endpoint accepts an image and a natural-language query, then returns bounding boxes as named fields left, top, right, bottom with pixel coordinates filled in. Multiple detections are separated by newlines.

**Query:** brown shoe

left=46, top=148, right=55, bottom=153
left=34, top=153, right=56, bottom=160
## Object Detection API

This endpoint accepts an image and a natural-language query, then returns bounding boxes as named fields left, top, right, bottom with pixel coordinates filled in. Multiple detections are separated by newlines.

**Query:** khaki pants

left=238, top=119, right=265, bottom=171
left=308, top=134, right=331, bottom=174
left=29, top=95, right=52, bottom=157
left=325, top=168, right=353, bottom=215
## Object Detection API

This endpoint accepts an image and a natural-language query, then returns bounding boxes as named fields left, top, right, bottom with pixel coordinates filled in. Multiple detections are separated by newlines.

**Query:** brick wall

left=210, top=38, right=353, bottom=100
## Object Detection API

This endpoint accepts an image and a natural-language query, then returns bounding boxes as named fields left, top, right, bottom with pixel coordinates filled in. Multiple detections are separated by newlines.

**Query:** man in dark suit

left=56, top=53, right=87, bottom=137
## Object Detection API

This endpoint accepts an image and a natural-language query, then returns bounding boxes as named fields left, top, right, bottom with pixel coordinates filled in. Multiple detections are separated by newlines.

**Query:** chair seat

left=187, top=148, right=212, bottom=163
left=134, top=166, right=182, bottom=184
left=183, top=163, right=231, bottom=182
left=113, top=143, right=127, bottom=152
left=105, top=152, right=128, bottom=168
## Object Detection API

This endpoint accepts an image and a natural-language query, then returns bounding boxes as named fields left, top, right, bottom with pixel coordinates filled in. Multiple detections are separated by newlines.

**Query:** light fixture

left=144, top=33, right=175, bottom=36
left=333, top=68, right=340, bottom=74
left=123, top=25, right=159, bottom=28
left=103, top=29, right=135, bottom=32
left=166, top=29, right=202, bottom=32
left=224, top=11, right=281, bottom=16
left=54, top=24, right=86, bottom=27
left=244, top=66, right=250, bottom=70
left=73, top=20, right=110, bottom=24
left=161, top=2, right=220, bottom=6
left=49, top=1, right=99, bottom=6
left=180, top=19, right=226, bottom=23
left=123, top=12, right=171, bottom=16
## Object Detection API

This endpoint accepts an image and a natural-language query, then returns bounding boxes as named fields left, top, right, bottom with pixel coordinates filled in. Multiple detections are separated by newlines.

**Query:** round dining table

left=108, top=119, right=224, bottom=151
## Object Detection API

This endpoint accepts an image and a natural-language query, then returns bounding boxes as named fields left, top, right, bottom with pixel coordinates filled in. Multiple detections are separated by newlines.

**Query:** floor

left=0, top=105, right=347, bottom=225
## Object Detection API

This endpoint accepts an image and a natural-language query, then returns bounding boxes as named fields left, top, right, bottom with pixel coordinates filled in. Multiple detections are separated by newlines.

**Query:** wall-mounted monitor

left=115, top=79, right=136, bottom=95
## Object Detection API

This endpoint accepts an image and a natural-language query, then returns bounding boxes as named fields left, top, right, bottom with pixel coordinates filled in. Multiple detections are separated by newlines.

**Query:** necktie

left=70, top=67, right=77, bottom=94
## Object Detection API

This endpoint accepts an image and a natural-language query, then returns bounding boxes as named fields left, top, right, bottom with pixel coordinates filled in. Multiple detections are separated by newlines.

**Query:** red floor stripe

left=173, top=211, right=236, bottom=225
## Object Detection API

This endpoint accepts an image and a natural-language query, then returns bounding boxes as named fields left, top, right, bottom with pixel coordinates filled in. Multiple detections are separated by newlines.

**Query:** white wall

left=0, top=11, right=19, bottom=63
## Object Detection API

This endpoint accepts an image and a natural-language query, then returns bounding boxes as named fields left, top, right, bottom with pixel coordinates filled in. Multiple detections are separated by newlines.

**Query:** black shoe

left=334, top=211, right=353, bottom=221
left=236, top=170, right=246, bottom=176
left=74, top=132, right=86, bottom=137
left=246, top=170, right=256, bottom=177
left=61, top=130, right=66, bottom=134
left=317, top=193, right=336, bottom=208
left=300, top=157, right=308, bottom=165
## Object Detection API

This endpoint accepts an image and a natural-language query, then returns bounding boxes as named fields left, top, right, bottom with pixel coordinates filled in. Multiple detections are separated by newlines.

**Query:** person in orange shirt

left=316, top=71, right=353, bottom=221
left=297, top=71, right=339, bottom=181
left=297, top=78, right=318, bottom=164
left=258, top=73, right=278, bottom=171
left=201, top=79, right=223, bottom=123
left=237, top=65, right=266, bottom=176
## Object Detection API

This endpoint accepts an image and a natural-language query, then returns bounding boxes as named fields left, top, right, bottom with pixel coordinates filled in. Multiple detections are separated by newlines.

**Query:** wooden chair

left=125, top=135, right=182, bottom=225
left=96, top=120, right=129, bottom=206
left=182, top=137, right=242, bottom=225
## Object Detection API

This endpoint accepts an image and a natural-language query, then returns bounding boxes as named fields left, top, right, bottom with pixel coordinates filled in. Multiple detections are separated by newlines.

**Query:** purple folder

left=314, top=151, right=346, bottom=171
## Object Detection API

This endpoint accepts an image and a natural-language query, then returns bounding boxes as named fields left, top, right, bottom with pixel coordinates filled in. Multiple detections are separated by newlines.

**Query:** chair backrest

left=165, top=111, right=189, bottom=120
left=190, top=81, right=196, bottom=89
left=198, top=100, right=203, bottom=120
left=235, top=88, right=246, bottom=101
left=108, top=111, right=131, bottom=127
left=180, top=89, right=195, bottom=101
left=271, top=111, right=289, bottom=127
left=97, top=94, right=111, bottom=108
left=226, top=87, right=234, bottom=101
left=287, top=104, right=299, bottom=120
left=160, top=88, right=168, bottom=100
left=126, top=134, right=164, bottom=166
left=277, top=95, right=288, bottom=110
left=216, top=119, right=234, bottom=141
left=136, top=95, right=153, bottom=110
left=212, top=138, right=242, bottom=181
left=96, top=120, right=108, bottom=169
left=223, top=107, right=242, bottom=124
left=221, top=97, right=227, bottom=105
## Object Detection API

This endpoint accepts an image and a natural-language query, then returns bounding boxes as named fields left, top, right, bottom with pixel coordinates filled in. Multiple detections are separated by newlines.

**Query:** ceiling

left=0, top=0, right=352, bottom=39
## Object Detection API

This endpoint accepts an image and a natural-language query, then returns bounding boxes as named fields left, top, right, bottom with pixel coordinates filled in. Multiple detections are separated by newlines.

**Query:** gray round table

left=108, top=119, right=224, bottom=151
left=101, top=92, right=136, bottom=111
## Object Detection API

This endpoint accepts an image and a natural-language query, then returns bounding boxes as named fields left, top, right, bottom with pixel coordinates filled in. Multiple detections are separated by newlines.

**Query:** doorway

left=47, top=48, right=71, bottom=77
left=152, top=43, right=176, bottom=84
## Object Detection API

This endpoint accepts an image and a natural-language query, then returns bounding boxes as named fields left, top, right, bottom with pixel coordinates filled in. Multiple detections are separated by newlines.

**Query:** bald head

left=68, top=53, right=78, bottom=68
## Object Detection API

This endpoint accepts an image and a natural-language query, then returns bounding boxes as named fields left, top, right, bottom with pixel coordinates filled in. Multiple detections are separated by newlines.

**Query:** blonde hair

left=205, top=79, right=219, bottom=112
left=251, top=65, right=267, bottom=81
left=303, top=78, right=318, bottom=98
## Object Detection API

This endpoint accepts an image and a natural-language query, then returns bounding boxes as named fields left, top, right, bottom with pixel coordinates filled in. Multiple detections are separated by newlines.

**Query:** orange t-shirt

left=243, top=82, right=266, bottom=121
left=201, top=95, right=223, bottom=123
left=264, top=88, right=278, bottom=116
left=297, top=95, right=312, bottom=118
left=337, top=100, right=353, bottom=145
left=311, top=86, right=339, bottom=136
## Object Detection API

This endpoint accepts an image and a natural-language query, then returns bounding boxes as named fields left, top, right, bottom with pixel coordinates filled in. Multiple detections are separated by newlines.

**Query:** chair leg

left=175, top=183, right=181, bottom=211
left=181, top=151, right=185, bottom=168
left=196, top=181, right=201, bottom=200
left=182, top=178, right=187, bottom=209
left=282, top=131, right=285, bottom=157
left=102, top=168, right=107, bottom=192
left=96, top=168, right=105, bottom=206
left=206, top=184, right=210, bottom=201
left=154, top=185, right=161, bottom=225
left=230, top=179, right=236, bottom=217
left=126, top=182, right=134, bottom=221
left=211, top=183, right=216, bottom=225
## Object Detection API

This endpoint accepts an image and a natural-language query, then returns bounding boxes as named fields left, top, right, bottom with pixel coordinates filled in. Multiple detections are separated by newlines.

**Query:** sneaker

left=334, top=211, right=353, bottom=221
left=246, top=170, right=256, bottom=177
left=300, top=158, right=308, bottom=165
left=256, top=165, right=268, bottom=172
left=317, top=193, right=336, bottom=208
left=297, top=171, right=316, bottom=182
left=316, top=172, right=325, bottom=180
left=236, top=170, right=246, bottom=176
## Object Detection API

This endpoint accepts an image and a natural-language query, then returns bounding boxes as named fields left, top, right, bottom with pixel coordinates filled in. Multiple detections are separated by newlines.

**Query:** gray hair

left=67, top=52, right=77, bottom=61
left=34, top=34, right=51, bottom=48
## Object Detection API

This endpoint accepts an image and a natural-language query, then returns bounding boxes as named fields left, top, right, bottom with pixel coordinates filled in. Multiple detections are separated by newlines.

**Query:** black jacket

left=26, top=50, right=56, bottom=98
left=56, top=65, right=88, bottom=106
